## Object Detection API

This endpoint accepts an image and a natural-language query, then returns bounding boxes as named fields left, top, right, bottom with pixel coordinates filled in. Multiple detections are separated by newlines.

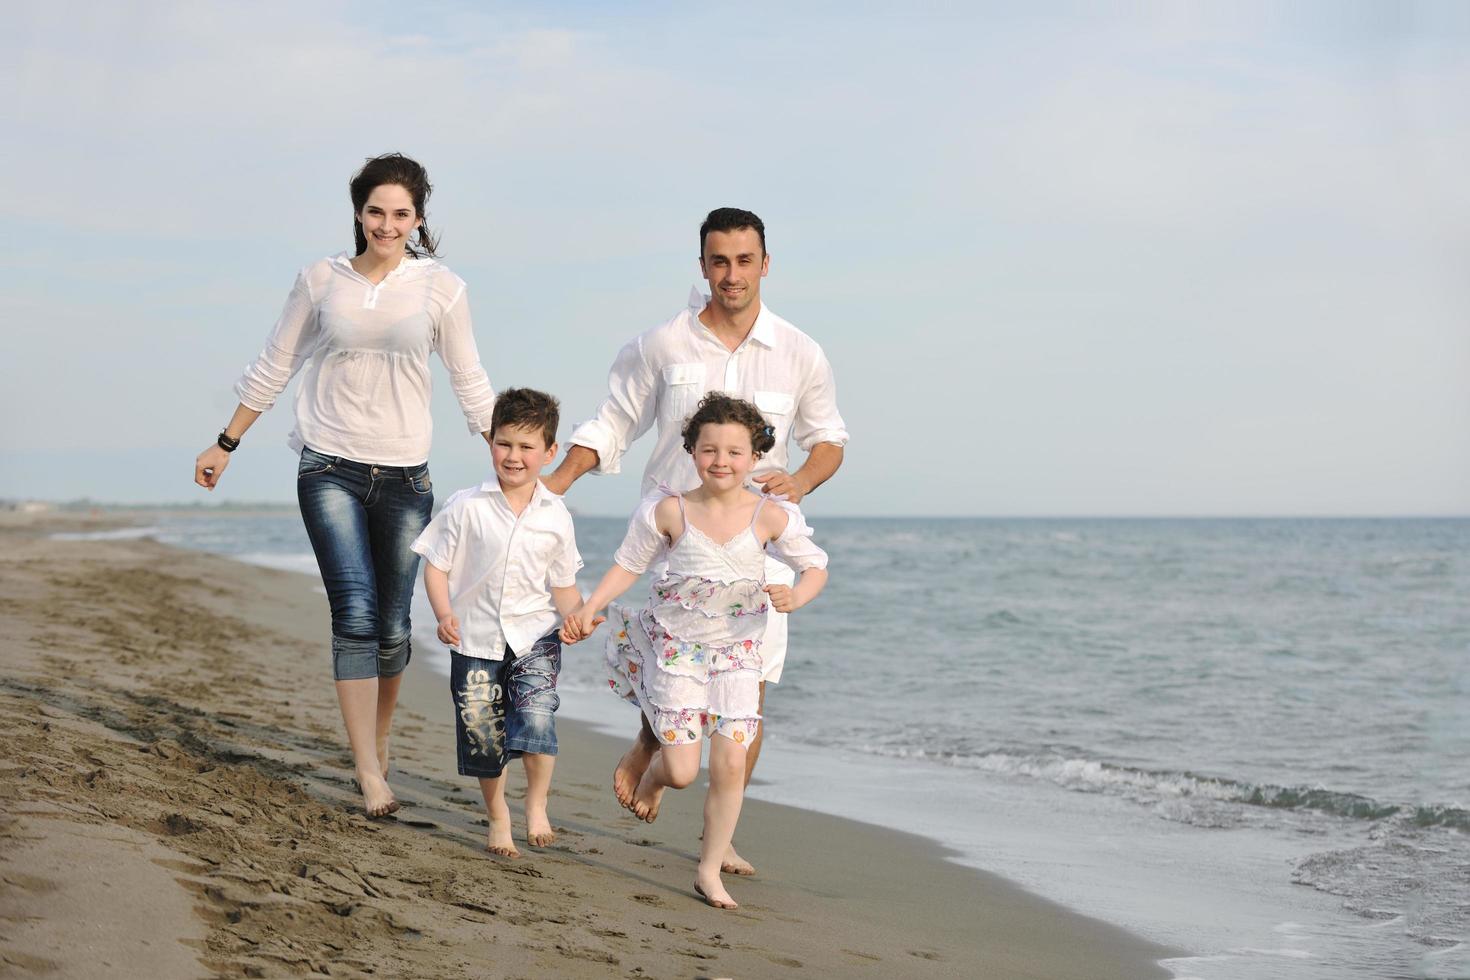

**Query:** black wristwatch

left=217, top=431, right=241, bottom=453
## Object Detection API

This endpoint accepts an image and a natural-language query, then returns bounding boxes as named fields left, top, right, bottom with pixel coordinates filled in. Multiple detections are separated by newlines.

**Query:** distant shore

left=0, top=516, right=1174, bottom=977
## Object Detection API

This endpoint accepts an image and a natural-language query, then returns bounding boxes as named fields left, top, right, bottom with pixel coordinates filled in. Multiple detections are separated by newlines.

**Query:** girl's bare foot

left=526, top=804, right=556, bottom=847
left=630, top=768, right=665, bottom=823
left=721, top=842, right=756, bottom=876
left=613, top=736, right=657, bottom=811
left=694, top=874, right=738, bottom=910
left=355, top=769, right=399, bottom=818
left=486, top=815, right=520, bottom=858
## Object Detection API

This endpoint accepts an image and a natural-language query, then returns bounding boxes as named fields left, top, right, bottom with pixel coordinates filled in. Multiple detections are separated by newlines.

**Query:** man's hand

left=436, top=614, right=462, bottom=646
left=753, top=469, right=808, bottom=503
left=541, top=471, right=573, bottom=497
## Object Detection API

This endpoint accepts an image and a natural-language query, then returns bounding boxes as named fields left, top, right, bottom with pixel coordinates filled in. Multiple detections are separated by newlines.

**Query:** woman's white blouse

left=235, top=253, right=496, bottom=466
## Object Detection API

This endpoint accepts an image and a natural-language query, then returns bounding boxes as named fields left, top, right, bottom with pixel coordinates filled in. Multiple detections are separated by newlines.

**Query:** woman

left=194, top=153, right=496, bottom=816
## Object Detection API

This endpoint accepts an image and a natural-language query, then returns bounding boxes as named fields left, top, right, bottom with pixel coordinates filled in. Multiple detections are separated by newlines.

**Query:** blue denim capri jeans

left=296, top=447, right=434, bottom=681
left=450, top=630, right=562, bottom=778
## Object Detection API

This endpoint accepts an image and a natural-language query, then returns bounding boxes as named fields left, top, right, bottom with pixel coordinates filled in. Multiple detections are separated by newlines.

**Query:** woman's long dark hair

left=349, top=153, right=440, bottom=258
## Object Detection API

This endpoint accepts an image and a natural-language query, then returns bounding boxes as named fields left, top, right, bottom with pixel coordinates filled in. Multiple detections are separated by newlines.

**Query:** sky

left=3, top=1, right=1468, bottom=516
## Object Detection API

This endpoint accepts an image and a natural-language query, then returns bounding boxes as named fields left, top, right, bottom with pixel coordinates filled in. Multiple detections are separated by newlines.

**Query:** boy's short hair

left=490, top=388, right=560, bottom=448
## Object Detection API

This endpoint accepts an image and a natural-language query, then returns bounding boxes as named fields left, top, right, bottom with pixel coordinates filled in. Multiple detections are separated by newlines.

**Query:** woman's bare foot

left=613, top=736, right=657, bottom=811
left=525, top=804, right=556, bottom=847
left=694, top=874, right=738, bottom=910
left=485, top=814, right=520, bottom=858
left=377, top=734, right=391, bottom=779
left=721, top=842, right=756, bottom=876
left=355, top=769, right=399, bottom=818
left=630, top=768, right=665, bottom=823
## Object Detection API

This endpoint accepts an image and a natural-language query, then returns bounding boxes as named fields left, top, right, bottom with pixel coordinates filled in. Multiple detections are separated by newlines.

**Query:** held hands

left=559, top=606, right=606, bottom=645
left=753, top=469, right=808, bottom=503
left=437, top=614, right=462, bottom=646
left=763, top=584, right=802, bottom=613
left=195, top=445, right=231, bottom=490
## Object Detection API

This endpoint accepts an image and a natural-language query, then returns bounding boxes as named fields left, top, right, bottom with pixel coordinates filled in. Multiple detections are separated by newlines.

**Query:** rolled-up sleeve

left=790, top=347, right=849, bottom=452
left=434, top=281, right=497, bottom=435
left=569, top=336, right=658, bottom=476
left=234, top=272, right=319, bottom=412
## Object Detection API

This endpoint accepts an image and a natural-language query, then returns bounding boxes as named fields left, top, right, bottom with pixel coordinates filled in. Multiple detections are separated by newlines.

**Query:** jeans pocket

left=297, top=448, right=335, bottom=478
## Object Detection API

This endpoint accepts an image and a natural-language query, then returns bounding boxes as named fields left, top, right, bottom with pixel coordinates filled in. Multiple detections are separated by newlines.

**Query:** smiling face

left=355, top=183, right=421, bottom=260
left=690, top=421, right=758, bottom=492
left=699, top=227, right=769, bottom=317
left=491, top=423, right=556, bottom=493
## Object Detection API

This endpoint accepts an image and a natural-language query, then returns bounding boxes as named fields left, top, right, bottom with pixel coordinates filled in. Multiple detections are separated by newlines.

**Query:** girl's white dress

left=605, top=486, right=827, bottom=746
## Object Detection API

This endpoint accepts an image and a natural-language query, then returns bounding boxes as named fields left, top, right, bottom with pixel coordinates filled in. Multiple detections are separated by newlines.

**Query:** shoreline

left=0, top=520, right=1177, bottom=977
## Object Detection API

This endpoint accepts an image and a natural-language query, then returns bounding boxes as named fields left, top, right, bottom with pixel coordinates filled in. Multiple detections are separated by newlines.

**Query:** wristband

left=217, top=431, right=241, bottom=453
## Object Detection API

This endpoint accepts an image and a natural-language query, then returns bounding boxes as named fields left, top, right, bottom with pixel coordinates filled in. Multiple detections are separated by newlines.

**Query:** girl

left=562, top=393, right=828, bottom=910
left=193, top=153, right=497, bottom=817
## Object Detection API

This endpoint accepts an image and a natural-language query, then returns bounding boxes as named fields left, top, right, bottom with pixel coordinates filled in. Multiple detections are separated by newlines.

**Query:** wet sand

left=0, top=518, right=1176, bottom=977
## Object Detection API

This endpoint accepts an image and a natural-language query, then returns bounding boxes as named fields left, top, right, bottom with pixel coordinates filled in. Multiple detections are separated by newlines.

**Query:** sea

left=64, top=513, right=1470, bottom=979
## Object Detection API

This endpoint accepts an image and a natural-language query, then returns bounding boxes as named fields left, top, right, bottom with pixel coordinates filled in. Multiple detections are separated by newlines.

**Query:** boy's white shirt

left=410, top=479, right=583, bottom=660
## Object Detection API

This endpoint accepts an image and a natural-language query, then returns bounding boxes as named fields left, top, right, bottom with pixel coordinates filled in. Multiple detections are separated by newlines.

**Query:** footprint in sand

left=631, top=894, right=664, bottom=907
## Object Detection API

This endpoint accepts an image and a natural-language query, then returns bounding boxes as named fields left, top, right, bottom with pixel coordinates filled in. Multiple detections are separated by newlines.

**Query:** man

left=544, top=207, right=848, bottom=875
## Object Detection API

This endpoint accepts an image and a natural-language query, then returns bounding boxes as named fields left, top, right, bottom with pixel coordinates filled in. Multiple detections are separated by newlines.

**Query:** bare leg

left=613, top=713, right=662, bottom=810
left=522, top=753, right=556, bottom=846
left=723, top=682, right=765, bottom=875
left=631, top=742, right=699, bottom=823
left=479, top=774, right=519, bottom=857
left=697, top=734, right=749, bottom=909
left=375, top=672, right=403, bottom=779
left=336, top=678, right=397, bottom=816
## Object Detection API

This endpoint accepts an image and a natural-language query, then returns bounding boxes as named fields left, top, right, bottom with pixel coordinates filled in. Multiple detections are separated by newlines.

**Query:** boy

left=411, top=388, right=583, bottom=856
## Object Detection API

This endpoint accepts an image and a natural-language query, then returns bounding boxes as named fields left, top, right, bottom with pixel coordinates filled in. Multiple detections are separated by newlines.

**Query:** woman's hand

left=195, top=444, right=232, bottom=490
left=436, top=614, right=462, bottom=646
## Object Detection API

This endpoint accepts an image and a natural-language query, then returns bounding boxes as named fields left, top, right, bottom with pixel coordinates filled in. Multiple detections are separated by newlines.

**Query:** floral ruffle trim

left=651, top=577, right=769, bottom=620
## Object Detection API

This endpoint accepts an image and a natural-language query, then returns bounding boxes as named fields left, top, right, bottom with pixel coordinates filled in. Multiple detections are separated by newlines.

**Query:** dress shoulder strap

left=748, top=492, right=770, bottom=528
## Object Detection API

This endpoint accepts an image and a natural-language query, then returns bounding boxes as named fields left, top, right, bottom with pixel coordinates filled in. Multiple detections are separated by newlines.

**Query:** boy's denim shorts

left=449, top=630, right=562, bottom=779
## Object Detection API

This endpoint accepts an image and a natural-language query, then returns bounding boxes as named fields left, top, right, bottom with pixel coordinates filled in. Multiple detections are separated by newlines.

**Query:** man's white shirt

left=569, top=287, right=849, bottom=497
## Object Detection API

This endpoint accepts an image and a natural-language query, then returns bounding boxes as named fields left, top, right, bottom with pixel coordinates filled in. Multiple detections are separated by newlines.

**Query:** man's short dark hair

left=490, top=387, right=560, bottom=448
left=700, top=207, right=766, bottom=256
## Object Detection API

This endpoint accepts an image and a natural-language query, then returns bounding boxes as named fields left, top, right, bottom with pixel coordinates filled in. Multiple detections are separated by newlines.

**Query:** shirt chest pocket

left=752, top=390, right=795, bottom=437
left=661, top=363, right=707, bottom=422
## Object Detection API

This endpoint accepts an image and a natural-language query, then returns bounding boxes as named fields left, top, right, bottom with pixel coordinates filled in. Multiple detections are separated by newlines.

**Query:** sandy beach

left=0, top=514, right=1175, bottom=978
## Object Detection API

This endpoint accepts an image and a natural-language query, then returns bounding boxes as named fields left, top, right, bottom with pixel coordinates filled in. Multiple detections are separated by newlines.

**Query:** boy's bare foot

left=630, top=768, right=665, bottom=823
left=721, top=842, right=756, bottom=876
left=694, top=876, right=738, bottom=910
left=526, top=805, right=556, bottom=847
left=355, top=770, right=399, bottom=818
left=486, top=817, right=520, bottom=858
left=613, top=736, right=657, bottom=811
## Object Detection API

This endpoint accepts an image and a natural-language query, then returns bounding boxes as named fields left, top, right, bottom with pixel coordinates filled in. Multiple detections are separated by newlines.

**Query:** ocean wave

left=50, top=526, right=161, bottom=541
left=866, top=745, right=1465, bottom=829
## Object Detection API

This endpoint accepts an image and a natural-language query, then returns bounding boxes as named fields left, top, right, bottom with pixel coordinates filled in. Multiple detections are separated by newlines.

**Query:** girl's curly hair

left=681, top=392, right=777, bottom=456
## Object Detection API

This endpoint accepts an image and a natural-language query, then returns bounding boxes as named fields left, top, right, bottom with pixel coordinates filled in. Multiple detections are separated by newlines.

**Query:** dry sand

left=0, top=518, right=1177, bottom=977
